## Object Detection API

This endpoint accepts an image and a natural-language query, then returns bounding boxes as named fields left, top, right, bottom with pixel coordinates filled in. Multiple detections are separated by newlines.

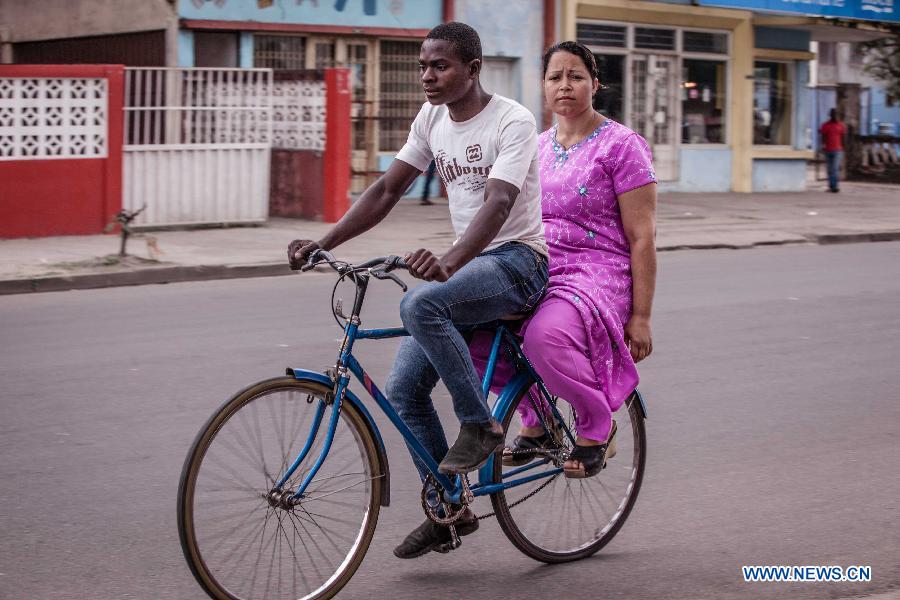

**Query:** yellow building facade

left=561, top=0, right=820, bottom=192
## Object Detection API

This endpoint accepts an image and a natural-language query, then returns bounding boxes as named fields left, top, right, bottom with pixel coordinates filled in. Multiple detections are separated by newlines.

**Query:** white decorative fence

left=0, top=77, right=107, bottom=161
left=271, top=77, right=326, bottom=151
left=123, top=67, right=273, bottom=227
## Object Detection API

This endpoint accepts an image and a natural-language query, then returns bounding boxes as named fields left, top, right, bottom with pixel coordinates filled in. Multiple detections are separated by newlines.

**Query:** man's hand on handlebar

left=288, top=239, right=321, bottom=271
left=404, top=248, right=450, bottom=282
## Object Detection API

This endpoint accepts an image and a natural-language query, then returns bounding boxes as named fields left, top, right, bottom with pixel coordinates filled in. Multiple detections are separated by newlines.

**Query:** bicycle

left=178, top=250, right=648, bottom=600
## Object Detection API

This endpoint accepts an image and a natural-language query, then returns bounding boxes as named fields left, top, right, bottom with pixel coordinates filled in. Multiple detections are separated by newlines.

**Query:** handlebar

left=300, top=250, right=409, bottom=291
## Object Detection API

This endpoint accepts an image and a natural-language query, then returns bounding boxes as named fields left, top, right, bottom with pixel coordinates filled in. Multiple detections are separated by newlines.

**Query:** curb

left=812, top=231, right=900, bottom=245
left=0, top=262, right=293, bottom=296
left=3, top=231, right=900, bottom=296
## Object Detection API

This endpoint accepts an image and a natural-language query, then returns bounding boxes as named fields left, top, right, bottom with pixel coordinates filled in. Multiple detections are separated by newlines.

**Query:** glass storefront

left=753, top=61, right=793, bottom=146
left=579, top=22, right=730, bottom=180
left=682, top=59, right=726, bottom=144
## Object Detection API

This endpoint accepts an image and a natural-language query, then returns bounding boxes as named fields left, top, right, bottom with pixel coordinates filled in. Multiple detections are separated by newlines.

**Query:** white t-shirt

left=396, top=94, right=547, bottom=256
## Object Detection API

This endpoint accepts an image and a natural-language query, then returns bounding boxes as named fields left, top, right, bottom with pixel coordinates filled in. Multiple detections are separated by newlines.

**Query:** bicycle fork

left=272, top=322, right=358, bottom=502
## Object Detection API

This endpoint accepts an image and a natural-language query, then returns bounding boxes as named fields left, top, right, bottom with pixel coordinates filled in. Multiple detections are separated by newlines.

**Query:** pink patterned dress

left=524, top=119, right=656, bottom=434
left=472, top=119, right=656, bottom=440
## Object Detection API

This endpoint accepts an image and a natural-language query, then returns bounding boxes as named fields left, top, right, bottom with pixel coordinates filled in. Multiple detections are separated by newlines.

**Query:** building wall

left=178, top=0, right=441, bottom=29
left=455, top=0, right=545, bottom=122
left=660, top=148, right=733, bottom=193
left=0, top=0, right=174, bottom=42
left=0, top=0, right=178, bottom=65
left=870, top=88, right=900, bottom=135
left=813, top=40, right=900, bottom=136
left=752, top=159, right=806, bottom=192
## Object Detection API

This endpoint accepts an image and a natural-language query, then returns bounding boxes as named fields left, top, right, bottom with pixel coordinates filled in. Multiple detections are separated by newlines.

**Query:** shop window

left=593, top=53, right=625, bottom=123
left=253, top=35, right=307, bottom=69
left=753, top=61, right=793, bottom=145
left=635, top=28, right=675, bottom=51
left=194, top=32, right=239, bottom=68
left=683, top=31, right=727, bottom=55
left=577, top=23, right=627, bottom=48
left=379, top=40, right=421, bottom=152
left=818, top=42, right=836, bottom=66
left=681, top=59, right=726, bottom=144
left=314, top=41, right=337, bottom=69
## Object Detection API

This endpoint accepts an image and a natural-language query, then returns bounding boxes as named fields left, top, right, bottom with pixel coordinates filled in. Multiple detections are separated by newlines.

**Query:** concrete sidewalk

left=1, top=180, right=898, bottom=294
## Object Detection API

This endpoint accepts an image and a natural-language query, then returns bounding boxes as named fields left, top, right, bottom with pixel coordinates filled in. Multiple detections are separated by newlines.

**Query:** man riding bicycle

left=288, top=21, right=548, bottom=558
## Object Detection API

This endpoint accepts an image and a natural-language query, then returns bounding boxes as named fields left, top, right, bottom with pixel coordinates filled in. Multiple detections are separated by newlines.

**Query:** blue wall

left=752, top=159, right=806, bottom=192
left=659, top=147, right=733, bottom=193
left=178, top=30, right=194, bottom=67
left=179, top=0, right=442, bottom=29
left=870, top=88, right=900, bottom=135
left=457, top=0, right=544, bottom=121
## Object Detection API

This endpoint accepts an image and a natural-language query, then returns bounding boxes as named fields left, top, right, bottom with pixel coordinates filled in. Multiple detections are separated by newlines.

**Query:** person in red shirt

left=820, top=108, right=847, bottom=193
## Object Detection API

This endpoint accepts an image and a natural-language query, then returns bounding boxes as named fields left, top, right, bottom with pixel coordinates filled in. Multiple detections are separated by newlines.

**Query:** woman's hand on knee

left=624, top=316, right=653, bottom=362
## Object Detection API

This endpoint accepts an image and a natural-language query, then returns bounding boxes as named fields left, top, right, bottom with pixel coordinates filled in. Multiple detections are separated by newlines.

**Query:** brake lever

left=370, top=268, right=408, bottom=292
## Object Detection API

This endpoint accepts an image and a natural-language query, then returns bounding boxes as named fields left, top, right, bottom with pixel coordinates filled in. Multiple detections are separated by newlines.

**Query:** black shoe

left=439, top=419, right=504, bottom=474
left=563, top=420, right=618, bottom=479
left=392, top=508, right=479, bottom=559
left=502, top=430, right=559, bottom=467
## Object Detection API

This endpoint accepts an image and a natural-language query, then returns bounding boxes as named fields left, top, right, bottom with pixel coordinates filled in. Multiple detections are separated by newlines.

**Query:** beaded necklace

left=551, top=118, right=612, bottom=167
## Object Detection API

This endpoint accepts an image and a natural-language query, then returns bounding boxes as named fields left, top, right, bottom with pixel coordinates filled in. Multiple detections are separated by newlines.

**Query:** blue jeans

left=385, top=242, right=548, bottom=482
left=825, top=151, right=842, bottom=191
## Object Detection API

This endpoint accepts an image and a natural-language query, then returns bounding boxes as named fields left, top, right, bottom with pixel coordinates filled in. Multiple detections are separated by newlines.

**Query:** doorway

left=630, top=53, right=678, bottom=181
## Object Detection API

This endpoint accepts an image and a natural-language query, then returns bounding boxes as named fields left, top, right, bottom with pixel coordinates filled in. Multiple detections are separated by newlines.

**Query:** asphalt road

left=2, top=242, right=899, bottom=600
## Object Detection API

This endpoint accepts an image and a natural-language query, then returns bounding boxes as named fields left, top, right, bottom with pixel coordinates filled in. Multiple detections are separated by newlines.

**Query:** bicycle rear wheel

left=178, top=376, right=383, bottom=600
left=491, top=385, right=646, bottom=563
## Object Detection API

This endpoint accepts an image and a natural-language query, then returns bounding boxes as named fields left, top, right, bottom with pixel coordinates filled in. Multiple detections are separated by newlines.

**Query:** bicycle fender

left=286, top=368, right=391, bottom=507
left=477, top=371, right=535, bottom=487
left=632, top=388, right=648, bottom=420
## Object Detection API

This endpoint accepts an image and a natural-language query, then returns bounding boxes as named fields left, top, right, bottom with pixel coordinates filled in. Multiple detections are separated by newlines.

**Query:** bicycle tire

left=178, top=376, right=383, bottom=600
left=491, top=384, right=647, bottom=563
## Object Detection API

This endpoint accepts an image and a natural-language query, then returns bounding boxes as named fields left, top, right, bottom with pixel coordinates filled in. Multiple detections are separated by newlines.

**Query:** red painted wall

left=269, top=149, right=325, bottom=220
left=0, top=64, right=123, bottom=238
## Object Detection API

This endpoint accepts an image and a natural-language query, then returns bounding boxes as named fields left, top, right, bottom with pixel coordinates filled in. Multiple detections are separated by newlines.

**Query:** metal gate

left=123, top=67, right=272, bottom=227
left=630, top=54, right=678, bottom=181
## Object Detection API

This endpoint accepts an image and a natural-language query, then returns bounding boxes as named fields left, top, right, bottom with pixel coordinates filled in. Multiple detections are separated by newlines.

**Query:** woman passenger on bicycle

left=476, top=41, right=657, bottom=478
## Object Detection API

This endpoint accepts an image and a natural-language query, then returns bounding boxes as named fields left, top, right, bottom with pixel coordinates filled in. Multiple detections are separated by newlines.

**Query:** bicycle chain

left=475, top=447, right=565, bottom=520
left=420, top=447, right=567, bottom=523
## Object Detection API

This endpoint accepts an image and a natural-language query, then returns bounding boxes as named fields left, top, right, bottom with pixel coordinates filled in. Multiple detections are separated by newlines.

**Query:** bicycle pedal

left=433, top=541, right=458, bottom=554
left=448, top=524, right=462, bottom=550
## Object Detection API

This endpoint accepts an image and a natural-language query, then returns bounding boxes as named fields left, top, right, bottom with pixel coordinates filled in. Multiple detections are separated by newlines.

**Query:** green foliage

left=861, top=32, right=900, bottom=105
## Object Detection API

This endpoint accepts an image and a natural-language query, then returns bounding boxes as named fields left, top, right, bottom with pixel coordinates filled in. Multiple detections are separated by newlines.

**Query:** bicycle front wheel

left=491, top=385, right=646, bottom=563
left=178, top=376, right=383, bottom=600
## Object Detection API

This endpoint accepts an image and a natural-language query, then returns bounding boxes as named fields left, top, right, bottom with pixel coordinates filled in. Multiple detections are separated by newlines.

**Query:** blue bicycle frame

left=279, top=323, right=572, bottom=505
left=277, top=265, right=648, bottom=507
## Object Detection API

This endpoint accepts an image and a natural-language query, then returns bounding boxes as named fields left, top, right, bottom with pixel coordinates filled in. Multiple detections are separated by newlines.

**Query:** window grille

left=683, top=31, right=727, bottom=54
left=577, top=23, right=627, bottom=48
left=254, top=35, right=307, bottom=70
left=378, top=40, right=421, bottom=152
left=634, top=28, right=675, bottom=51
left=314, top=42, right=337, bottom=69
